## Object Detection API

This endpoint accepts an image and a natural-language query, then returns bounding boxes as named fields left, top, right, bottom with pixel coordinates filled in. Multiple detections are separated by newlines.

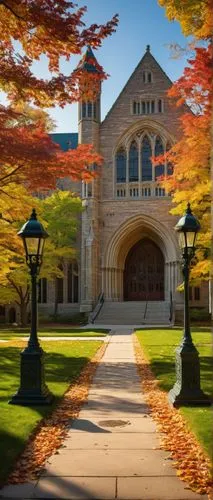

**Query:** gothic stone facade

left=3, top=47, right=209, bottom=324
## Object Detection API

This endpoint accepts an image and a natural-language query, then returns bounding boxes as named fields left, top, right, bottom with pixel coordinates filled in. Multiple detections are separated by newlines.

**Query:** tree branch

left=0, top=164, right=24, bottom=183
left=0, top=1, right=25, bottom=21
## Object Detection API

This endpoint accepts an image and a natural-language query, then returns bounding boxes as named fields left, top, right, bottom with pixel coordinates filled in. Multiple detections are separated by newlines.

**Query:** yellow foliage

left=158, top=0, right=212, bottom=39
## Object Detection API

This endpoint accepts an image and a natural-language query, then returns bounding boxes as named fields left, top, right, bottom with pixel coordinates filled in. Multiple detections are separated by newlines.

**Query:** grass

left=0, top=338, right=102, bottom=485
left=0, top=327, right=109, bottom=340
left=135, top=327, right=212, bottom=458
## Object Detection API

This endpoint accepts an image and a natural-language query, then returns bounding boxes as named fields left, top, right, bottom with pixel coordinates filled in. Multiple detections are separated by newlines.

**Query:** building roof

left=50, top=133, right=78, bottom=151
left=102, top=46, right=173, bottom=125
left=77, top=45, right=101, bottom=73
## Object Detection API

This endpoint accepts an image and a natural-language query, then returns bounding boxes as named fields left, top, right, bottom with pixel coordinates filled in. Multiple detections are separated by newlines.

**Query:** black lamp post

left=9, top=209, right=53, bottom=405
left=168, top=203, right=211, bottom=407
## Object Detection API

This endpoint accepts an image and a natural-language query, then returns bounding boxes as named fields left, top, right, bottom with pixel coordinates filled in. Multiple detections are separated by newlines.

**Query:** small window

left=146, top=101, right=150, bottom=114
left=158, top=99, right=162, bottom=113
left=38, top=278, right=47, bottom=303
left=93, top=102, right=97, bottom=119
left=87, top=102, right=92, bottom=118
left=194, top=287, right=200, bottom=300
left=133, top=101, right=137, bottom=114
left=67, top=261, right=79, bottom=303
left=88, top=183, right=92, bottom=197
left=82, top=102, right=86, bottom=118
left=142, top=71, right=153, bottom=83
left=142, top=101, right=146, bottom=114
left=151, top=100, right=155, bottom=113
left=56, top=265, right=64, bottom=304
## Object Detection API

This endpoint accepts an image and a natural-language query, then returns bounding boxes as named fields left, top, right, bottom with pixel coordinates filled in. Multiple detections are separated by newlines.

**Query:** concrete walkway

left=0, top=330, right=208, bottom=499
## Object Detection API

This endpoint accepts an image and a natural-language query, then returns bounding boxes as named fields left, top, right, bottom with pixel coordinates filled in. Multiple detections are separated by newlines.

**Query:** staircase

left=93, top=301, right=171, bottom=325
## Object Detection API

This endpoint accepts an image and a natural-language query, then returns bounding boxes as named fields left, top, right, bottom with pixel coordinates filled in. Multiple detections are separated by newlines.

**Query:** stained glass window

left=155, top=136, right=164, bottom=179
left=166, top=142, right=173, bottom=175
left=141, top=136, right=152, bottom=181
left=116, top=149, right=126, bottom=182
left=129, top=142, right=138, bottom=182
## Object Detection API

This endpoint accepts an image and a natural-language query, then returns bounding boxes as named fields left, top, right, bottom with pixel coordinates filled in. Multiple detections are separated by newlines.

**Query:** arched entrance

left=124, top=239, right=164, bottom=301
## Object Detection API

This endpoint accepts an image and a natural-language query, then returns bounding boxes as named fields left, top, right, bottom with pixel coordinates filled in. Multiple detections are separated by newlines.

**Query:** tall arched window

left=166, top=142, right=173, bottom=175
left=67, top=261, right=79, bottom=303
left=155, top=136, right=164, bottom=179
left=129, top=142, right=138, bottom=182
left=116, top=149, right=126, bottom=183
left=141, top=136, right=152, bottom=181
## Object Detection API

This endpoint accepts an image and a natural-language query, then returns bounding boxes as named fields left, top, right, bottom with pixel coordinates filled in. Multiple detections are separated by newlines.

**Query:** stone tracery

left=114, top=123, right=174, bottom=199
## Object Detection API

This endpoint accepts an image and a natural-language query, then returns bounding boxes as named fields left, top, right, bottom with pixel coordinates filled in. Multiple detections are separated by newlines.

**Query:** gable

left=102, top=49, right=173, bottom=125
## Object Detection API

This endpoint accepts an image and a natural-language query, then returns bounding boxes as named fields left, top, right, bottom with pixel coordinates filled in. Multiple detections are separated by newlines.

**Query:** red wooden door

left=124, top=239, right=164, bottom=301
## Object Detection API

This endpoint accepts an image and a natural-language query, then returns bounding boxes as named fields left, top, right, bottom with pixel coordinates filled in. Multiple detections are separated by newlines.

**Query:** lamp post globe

left=18, top=207, right=48, bottom=266
left=9, top=209, right=53, bottom=405
left=168, top=203, right=211, bottom=407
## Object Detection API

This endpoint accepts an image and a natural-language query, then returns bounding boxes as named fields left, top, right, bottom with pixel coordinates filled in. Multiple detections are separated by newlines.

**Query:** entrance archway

left=103, top=214, right=179, bottom=302
left=124, top=239, right=164, bottom=301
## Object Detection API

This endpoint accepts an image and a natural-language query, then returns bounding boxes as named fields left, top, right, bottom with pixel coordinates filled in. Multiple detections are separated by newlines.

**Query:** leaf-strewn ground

left=0, top=338, right=103, bottom=485
left=135, top=328, right=212, bottom=495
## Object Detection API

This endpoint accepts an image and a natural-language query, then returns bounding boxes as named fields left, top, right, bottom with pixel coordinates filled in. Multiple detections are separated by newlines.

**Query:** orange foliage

left=0, top=106, right=102, bottom=192
left=8, top=341, right=106, bottom=484
left=0, top=1, right=118, bottom=105
left=134, top=335, right=212, bottom=496
left=154, top=44, right=212, bottom=280
left=0, top=1, right=118, bottom=191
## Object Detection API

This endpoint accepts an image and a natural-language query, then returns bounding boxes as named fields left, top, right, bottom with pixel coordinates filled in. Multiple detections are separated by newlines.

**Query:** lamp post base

left=168, top=344, right=211, bottom=407
left=9, top=347, right=53, bottom=406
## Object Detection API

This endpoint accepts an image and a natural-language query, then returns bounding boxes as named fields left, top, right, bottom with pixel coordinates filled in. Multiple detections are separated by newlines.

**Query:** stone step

left=94, top=301, right=171, bottom=325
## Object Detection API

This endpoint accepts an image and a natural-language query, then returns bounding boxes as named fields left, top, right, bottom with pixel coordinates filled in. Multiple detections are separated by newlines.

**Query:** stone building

left=3, top=46, right=209, bottom=325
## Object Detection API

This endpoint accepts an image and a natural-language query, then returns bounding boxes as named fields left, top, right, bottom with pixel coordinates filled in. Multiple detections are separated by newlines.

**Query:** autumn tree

left=0, top=1, right=118, bottom=191
left=158, top=0, right=212, bottom=38
left=156, top=2, right=212, bottom=282
left=41, top=190, right=82, bottom=317
left=0, top=189, right=82, bottom=325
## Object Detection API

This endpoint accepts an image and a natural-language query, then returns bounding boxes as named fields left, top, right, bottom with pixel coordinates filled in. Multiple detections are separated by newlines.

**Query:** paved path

left=0, top=330, right=208, bottom=499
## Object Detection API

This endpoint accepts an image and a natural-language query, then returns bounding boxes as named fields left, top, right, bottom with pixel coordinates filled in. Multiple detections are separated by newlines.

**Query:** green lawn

left=0, top=327, right=109, bottom=340
left=136, top=328, right=212, bottom=458
left=0, top=339, right=102, bottom=485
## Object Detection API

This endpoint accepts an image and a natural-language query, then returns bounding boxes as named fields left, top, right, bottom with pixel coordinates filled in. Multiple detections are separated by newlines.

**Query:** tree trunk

left=19, top=301, right=28, bottom=327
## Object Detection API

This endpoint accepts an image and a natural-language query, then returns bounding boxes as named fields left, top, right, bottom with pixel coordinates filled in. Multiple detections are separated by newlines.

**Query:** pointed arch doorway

left=124, top=239, right=164, bottom=301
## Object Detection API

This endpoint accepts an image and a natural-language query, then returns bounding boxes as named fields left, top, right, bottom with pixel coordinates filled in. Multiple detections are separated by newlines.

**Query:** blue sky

left=33, top=1, right=190, bottom=133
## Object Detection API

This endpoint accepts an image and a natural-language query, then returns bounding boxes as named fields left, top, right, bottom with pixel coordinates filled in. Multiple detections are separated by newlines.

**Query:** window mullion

left=138, top=141, right=142, bottom=184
